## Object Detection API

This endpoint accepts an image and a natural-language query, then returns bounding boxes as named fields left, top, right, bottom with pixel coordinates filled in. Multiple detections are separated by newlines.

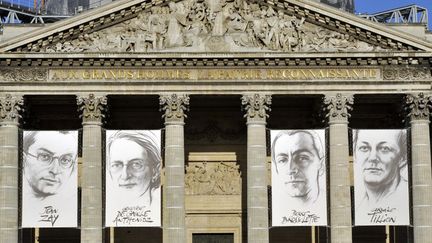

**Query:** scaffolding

left=358, top=4, right=429, bottom=28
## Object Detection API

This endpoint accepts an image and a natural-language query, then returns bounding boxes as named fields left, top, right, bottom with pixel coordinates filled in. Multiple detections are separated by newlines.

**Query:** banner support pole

left=34, top=228, right=39, bottom=243
left=385, top=225, right=390, bottom=243
left=311, top=226, right=316, bottom=243
left=110, top=227, right=115, bottom=243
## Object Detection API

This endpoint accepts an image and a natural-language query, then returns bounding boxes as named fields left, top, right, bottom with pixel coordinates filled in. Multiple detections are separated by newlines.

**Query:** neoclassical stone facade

left=0, top=0, right=431, bottom=243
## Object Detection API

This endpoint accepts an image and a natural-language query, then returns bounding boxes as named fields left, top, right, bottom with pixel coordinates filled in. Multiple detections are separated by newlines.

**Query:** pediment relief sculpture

left=42, top=0, right=382, bottom=53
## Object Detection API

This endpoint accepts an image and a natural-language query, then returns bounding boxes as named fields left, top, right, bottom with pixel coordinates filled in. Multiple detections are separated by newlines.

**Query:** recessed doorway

left=192, top=233, right=234, bottom=243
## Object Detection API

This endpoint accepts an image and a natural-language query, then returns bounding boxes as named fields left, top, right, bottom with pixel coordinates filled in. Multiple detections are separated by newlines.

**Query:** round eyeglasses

left=110, top=160, right=147, bottom=173
left=26, top=152, right=76, bottom=169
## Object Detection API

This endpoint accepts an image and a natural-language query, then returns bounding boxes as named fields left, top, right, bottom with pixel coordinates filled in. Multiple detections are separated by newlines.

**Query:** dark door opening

left=192, top=233, right=234, bottom=243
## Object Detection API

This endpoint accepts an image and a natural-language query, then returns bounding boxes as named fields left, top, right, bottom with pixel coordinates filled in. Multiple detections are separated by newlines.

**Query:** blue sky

left=355, top=0, right=431, bottom=29
left=5, top=0, right=432, bottom=30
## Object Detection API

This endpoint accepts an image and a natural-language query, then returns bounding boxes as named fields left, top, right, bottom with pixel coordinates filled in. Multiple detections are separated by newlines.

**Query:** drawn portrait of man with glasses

left=22, top=130, right=78, bottom=227
left=105, top=130, right=161, bottom=227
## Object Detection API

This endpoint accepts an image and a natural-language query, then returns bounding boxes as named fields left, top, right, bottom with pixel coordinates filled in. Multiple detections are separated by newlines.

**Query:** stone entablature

left=0, top=66, right=430, bottom=83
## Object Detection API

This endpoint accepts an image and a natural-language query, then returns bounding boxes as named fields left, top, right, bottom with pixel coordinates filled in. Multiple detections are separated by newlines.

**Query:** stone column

left=406, top=93, right=432, bottom=243
left=323, top=93, right=353, bottom=243
left=160, top=94, right=189, bottom=243
left=241, top=94, right=271, bottom=243
left=77, top=94, right=107, bottom=243
left=0, top=94, right=23, bottom=243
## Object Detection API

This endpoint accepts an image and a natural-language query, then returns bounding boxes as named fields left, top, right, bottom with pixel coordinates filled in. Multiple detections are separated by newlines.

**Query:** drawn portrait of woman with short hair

left=105, top=130, right=162, bottom=227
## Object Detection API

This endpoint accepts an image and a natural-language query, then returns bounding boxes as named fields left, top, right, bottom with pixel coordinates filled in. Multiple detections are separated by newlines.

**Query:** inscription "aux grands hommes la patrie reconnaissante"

left=50, top=68, right=380, bottom=81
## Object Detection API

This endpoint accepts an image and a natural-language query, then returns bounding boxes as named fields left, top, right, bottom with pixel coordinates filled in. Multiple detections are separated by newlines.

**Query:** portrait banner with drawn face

left=271, top=130, right=327, bottom=226
left=105, top=130, right=161, bottom=227
left=353, top=129, right=410, bottom=226
left=21, top=130, right=78, bottom=228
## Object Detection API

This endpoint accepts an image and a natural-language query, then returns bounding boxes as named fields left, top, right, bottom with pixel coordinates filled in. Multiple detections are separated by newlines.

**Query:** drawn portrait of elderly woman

left=105, top=130, right=162, bottom=227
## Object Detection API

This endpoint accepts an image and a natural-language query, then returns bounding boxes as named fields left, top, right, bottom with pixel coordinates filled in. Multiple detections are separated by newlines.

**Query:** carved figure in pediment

left=279, top=16, right=302, bottom=51
left=166, top=1, right=188, bottom=47
left=264, top=8, right=280, bottom=49
left=148, top=14, right=167, bottom=50
left=207, top=0, right=231, bottom=36
left=41, top=0, right=381, bottom=53
left=226, top=5, right=247, bottom=32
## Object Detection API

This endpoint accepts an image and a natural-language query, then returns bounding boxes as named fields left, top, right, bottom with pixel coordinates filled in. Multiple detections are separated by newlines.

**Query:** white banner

left=271, top=130, right=327, bottom=226
left=21, top=131, right=78, bottom=228
left=105, top=130, right=161, bottom=227
left=353, top=129, right=410, bottom=226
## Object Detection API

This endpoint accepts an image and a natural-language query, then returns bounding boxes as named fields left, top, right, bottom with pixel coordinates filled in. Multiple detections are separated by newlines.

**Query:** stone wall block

left=413, top=206, right=432, bottom=225
left=0, top=187, right=17, bottom=208
left=0, top=127, right=18, bottom=146
left=164, top=186, right=184, bottom=208
left=0, top=207, right=17, bottom=228
left=0, top=167, right=18, bottom=188
left=82, top=187, right=102, bottom=206
left=413, top=227, right=432, bottom=242
left=329, top=185, right=351, bottom=207
left=331, top=227, right=352, bottom=243
left=412, top=165, right=432, bottom=186
left=82, top=165, right=102, bottom=188
left=330, top=166, right=350, bottom=185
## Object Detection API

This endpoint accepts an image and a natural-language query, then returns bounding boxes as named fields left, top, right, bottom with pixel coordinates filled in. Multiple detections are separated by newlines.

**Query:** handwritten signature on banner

left=113, top=206, right=153, bottom=226
left=281, top=210, right=320, bottom=224
left=39, top=206, right=60, bottom=227
left=367, top=207, right=397, bottom=224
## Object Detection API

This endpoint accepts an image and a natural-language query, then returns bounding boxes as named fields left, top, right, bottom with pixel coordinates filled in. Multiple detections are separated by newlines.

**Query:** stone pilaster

left=242, top=94, right=271, bottom=243
left=0, top=94, right=23, bottom=243
left=77, top=94, right=107, bottom=243
left=323, top=93, right=353, bottom=243
left=406, top=93, right=432, bottom=243
left=160, top=94, right=189, bottom=243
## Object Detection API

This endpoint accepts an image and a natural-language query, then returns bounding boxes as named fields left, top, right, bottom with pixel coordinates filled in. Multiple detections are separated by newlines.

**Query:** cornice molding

left=0, top=53, right=430, bottom=68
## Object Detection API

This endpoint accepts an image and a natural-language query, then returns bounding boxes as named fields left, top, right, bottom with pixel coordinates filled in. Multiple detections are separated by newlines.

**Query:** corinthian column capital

left=405, top=92, right=431, bottom=121
left=159, top=94, right=190, bottom=123
left=323, top=93, right=354, bottom=124
left=77, top=94, right=107, bottom=125
left=0, top=94, right=23, bottom=125
left=241, top=94, right=271, bottom=122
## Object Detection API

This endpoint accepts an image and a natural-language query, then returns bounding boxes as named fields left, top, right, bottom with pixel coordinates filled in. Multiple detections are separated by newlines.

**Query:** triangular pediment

left=1, top=0, right=431, bottom=53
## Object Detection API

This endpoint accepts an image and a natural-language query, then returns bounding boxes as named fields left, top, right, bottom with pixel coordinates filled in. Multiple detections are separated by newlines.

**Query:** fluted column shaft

left=160, top=94, right=189, bottom=243
left=406, top=93, right=432, bottom=243
left=324, top=94, right=353, bottom=243
left=78, top=94, right=107, bottom=243
left=242, top=94, right=271, bottom=243
left=0, top=94, right=22, bottom=243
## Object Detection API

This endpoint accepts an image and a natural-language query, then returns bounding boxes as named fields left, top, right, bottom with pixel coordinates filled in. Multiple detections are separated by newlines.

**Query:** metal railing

left=358, top=4, right=428, bottom=28
left=0, top=0, right=40, bottom=13
left=0, top=0, right=114, bottom=24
